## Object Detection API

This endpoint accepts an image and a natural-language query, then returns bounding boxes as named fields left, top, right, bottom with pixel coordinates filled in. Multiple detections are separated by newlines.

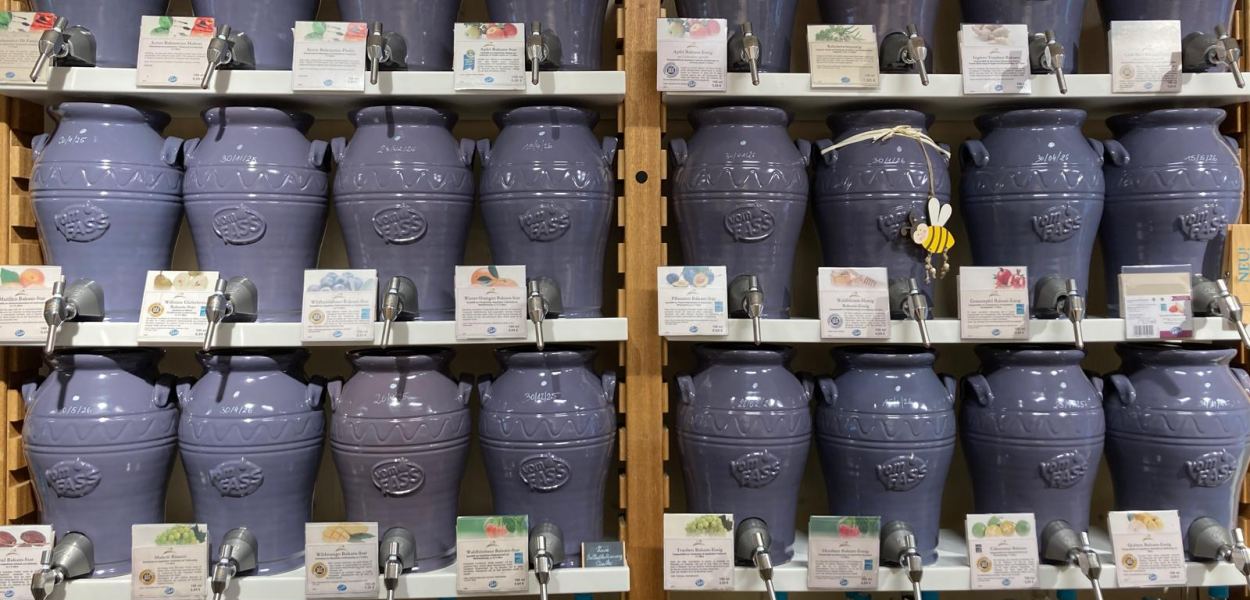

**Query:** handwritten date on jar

left=209, top=458, right=265, bottom=498
left=876, top=455, right=927, bottom=492
left=519, top=203, right=572, bottom=242
left=53, top=203, right=110, bottom=243
left=1038, top=450, right=1088, bottom=489
left=371, top=457, right=426, bottom=497
left=519, top=453, right=572, bottom=491
left=730, top=450, right=782, bottom=488
left=45, top=458, right=101, bottom=498
left=1186, top=449, right=1238, bottom=487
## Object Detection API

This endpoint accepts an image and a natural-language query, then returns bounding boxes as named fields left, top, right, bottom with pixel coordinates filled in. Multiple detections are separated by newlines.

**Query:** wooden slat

left=7, top=186, right=32, bottom=229
left=9, top=146, right=30, bottom=179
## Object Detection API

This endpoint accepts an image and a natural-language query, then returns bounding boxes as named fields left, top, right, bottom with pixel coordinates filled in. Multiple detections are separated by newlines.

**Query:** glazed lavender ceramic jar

left=673, top=0, right=799, bottom=72
left=816, top=347, right=955, bottom=563
left=1098, top=0, right=1234, bottom=72
left=336, top=0, right=461, bottom=70
left=179, top=349, right=325, bottom=575
left=1102, top=109, right=1243, bottom=316
left=484, top=0, right=608, bottom=70
left=333, top=107, right=475, bottom=321
left=191, top=0, right=320, bottom=70
left=478, top=346, right=616, bottom=567
left=671, top=107, right=810, bottom=319
left=183, top=107, right=329, bottom=322
left=813, top=110, right=949, bottom=303
left=959, top=0, right=1085, bottom=72
left=32, top=103, right=183, bottom=322
left=962, top=346, right=1104, bottom=540
left=23, top=349, right=176, bottom=577
left=33, top=0, right=169, bottom=67
left=676, top=344, right=812, bottom=564
left=818, top=0, right=938, bottom=72
left=1105, top=343, right=1250, bottom=550
left=329, top=348, right=471, bottom=571
left=961, top=109, right=1104, bottom=315
left=479, top=107, right=616, bottom=318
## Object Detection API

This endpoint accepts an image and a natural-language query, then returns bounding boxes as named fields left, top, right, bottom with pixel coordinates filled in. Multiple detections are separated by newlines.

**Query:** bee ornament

left=911, top=197, right=955, bottom=281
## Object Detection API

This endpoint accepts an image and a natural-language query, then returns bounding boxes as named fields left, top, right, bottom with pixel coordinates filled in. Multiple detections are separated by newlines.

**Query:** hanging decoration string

left=822, top=125, right=949, bottom=204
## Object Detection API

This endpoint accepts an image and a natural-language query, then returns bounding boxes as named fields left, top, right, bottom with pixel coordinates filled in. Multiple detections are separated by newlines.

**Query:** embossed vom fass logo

left=371, top=457, right=425, bottom=496
left=877, top=205, right=920, bottom=242
left=724, top=205, right=775, bottom=242
left=1032, top=204, right=1082, bottom=243
left=518, top=454, right=571, bottom=491
left=1039, top=450, right=1088, bottom=489
left=730, top=450, right=782, bottom=488
left=53, top=203, right=110, bottom=242
left=45, top=458, right=100, bottom=498
left=1186, top=449, right=1238, bottom=487
left=518, top=203, right=571, bottom=242
left=211, top=205, right=266, bottom=245
left=1178, top=203, right=1228, bottom=242
left=876, top=455, right=927, bottom=491
left=372, top=205, right=428, bottom=244
left=209, top=458, right=264, bottom=497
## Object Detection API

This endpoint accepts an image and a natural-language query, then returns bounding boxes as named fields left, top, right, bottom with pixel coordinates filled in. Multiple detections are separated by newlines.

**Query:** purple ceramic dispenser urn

left=179, top=349, right=326, bottom=575
left=676, top=344, right=812, bottom=566
left=329, top=348, right=472, bottom=572
left=813, top=110, right=950, bottom=346
left=183, top=107, right=330, bottom=325
left=30, top=0, right=170, bottom=72
left=336, top=0, right=462, bottom=72
left=332, top=106, right=475, bottom=331
left=673, top=0, right=800, bottom=83
left=32, top=102, right=184, bottom=323
left=816, top=346, right=954, bottom=592
left=961, top=109, right=1104, bottom=347
left=1101, top=109, right=1244, bottom=316
left=670, top=106, right=810, bottom=338
left=484, top=0, right=608, bottom=84
left=817, top=0, right=936, bottom=84
left=23, top=349, right=177, bottom=578
left=478, top=346, right=616, bottom=567
left=192, top=0, right=319, bottom=71
left=1097, top=0, right=1243, bottom=84
left=962, top=345, right=1107, bottom=589
left=478, top=106, right=617, bottom=327
left=959, top=0, right=1085, bottom=92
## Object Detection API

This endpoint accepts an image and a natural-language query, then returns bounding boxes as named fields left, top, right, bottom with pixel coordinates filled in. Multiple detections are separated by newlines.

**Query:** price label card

left=819, top=267, right=890, bottom=339
left=959, top=266, right=1029, bottom=340
left=305, top=523, right=379, bottom=599
left=131, top=524, right=209, bottom=600
left=1108, top=510, right=1185, bottom=588
left=807, top=25, right=879, bottom=88
left=807, top=516, right=880, bottom=590
left=292, top=21, right=367, bottom=91
left=136, top=270, right=217, bottom=343
left=455, top=266, right=527, bottom=340
left=453, top=22, right=525, bottom=91
left=582, top=541, right=625, bottom=568
left=1109, top=20, right=1181, bottom=93
left=0, top=525, right=51, bottom=600
left=1120, top=270, right=1193, bottom=340
left=136, top=16, right=215, bottom=87
left=301, top=270, right=377, bottom=343
left=0, top=12, right=54, bottom=84
left=658, top=266, right=727, bottom=336
left=1224, top=224, right=1250, bottom=323
left=657, top=18, right=727, bottom=92
left=958, top=24, right=1031, bottom=95
left=0, top=266, right=59, bottom=343
left=663, top=513, right=734, bottom=591
left=964, top=514, right=1039, bottom=590
left=455, top=516, right=528, bottom=594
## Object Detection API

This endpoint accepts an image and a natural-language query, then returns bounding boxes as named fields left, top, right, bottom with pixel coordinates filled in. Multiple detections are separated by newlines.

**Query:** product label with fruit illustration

left=807, top=24, right=880, bottom=89
left=1108, top=510, right=1185, bottom=587
left=958, top=266, right=1029, bottom=340
left=137, top=16, right=215, bottom=88
left=663, top=514, right=734, bottom=591
left=292, top=21, right=367, bottom=92
left=305, top=522, right=379, bottom=599
left=301, top=269, right=378, bottom=343
left=0, top=265, right=58, bottom=343
left=455, top=265, right=527, bottom=340
left=455, top=516, right=528, bottom=594
left=0, top=12, right=55, bottom=85
left=807, top=516, right=880, bottom=590
left=453, top=22, right=525, bottom=91
left=137, top=270, right=219, bottom=343
left=0, top=525, right=52, bottom=600
left=131, top=523, right=209, bottom=600
left=656, top=18, right=727, bottom=92
left=658, top=265, right=728, bottom=337
left=819, top=267, right=890, bottom=340
left=958, top=23, right=1031, bottom=96
left=1120, top=269, right=1193, bottom=340
left=964, top=513, right=1039, bottom=589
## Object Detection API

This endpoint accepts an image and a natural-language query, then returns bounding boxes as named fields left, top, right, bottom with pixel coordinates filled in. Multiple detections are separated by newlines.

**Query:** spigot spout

left=209, top=550, right=237, bottom=600
left=742, top=275, right=764, bottom=346
left=740, top=22, right=761, bottom=86
left=734, top=518, right=775, bottom=600
left=1060, top=278, right=1086, bottom=349
left=1041, top=30, right=1068, bottom=94
left=1213, top=279, right=1250, bottom=348
left=202, top=278, right=230, bottom=352
left=904, top=278, right=931, bottom=348
left=752, top=534, right=776, bottom=600
left=526, top=22, right=546, bottom=85
left=30, top=16, right=67, bottom=82
left=904, top=24, right=929, bottom=86
left=1075, top=531, right=1103, bottom=600
left=378, top=527, right=416, bottom=600
left=902, top=535, right=923, bottom=600
left=527, top=279, right=548, bottom=351
left=382, top=542, right=402, bottom=600
left=211, top=528, right=257, bottom=600
left=42, top=279, right=67, bottom=357
left=201, top=25, right=233, bottom=89
left=530, top=522, right=565, bottom=600
left=1217, top=25, right=1245, bottom=88
left=367, top=22, right=384, bottom=85
left=31, top=532, right=93, bottom=600
left=380, top=277, right=404, bottom=348
left=29, top=554, right=60, bottom=600
left=1233, top=528, right=1250, bottom=585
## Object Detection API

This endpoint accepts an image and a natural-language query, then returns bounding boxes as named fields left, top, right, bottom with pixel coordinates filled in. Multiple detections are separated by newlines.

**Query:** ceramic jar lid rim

left=52, top=102, right=171, bottom=131
left=694, top=342, right=793, bottom=364
left=493, top=106, right=599, bottom=129
left=974, top=344, right=1085, bottom=365
left=1107, top=108, right=1227, bottom=133
left=690, top=105, right=793, bottom=128
left=495, top=344, right=596, bottom=365
left=827, top=109, right=932, bottom=134
left=201, top=105, right=315, bottom=133
left=833, top=345, right=936, bottom=366
left=975, top=108, right=1087, bottom=132
left=1116, top=342, right=1237, bottom=364
left=349, top=346, right=454, bottom=366
left=197, top=348, right=310, bottom=369
left=349, top=105, right=458, bottom=129
left=48, top=347, right=163, bottom=368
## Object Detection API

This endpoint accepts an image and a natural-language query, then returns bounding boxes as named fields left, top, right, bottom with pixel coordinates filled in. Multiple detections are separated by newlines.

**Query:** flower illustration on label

left=1178, top=203, right=1228, bottom=242
left=875, top=455, right=927, bottom=491
left=877, top=204, right=920, bottom=242
left=372, top=205, right=427, bottom=244
left=370, top=457, right=425, bottom=496
left=518, top=453, right=571, bottom=491
left=44, top=458, right=100, bottom=498
left=209, top=458, right=264, bottom=497
left=1039, top=450, right=1088, bottom=489
left=53, top=203, right=110, bottom=242
left=724, top=205, right=775, bottom=242
left=1186, top=449, right=1237, bottom=487
left=730, top=449, right=782, bottom=488
left=212, top=205, right=266, bottom=245
left=1031, top=204, right=1082, bottom=243
left=518, top=203, right=571, bottom=242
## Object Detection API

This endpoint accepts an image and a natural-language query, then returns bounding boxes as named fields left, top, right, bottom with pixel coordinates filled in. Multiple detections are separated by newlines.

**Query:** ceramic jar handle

left=602, top=371, right=618, bottom=406
left=963, top=374, right=994, bottom=407
left=153, top=374, right=178, bottom=408
left=457, top=374, right=474, bottom=406
left=602, top=137, right=619, bottom=166
left=675, top=373, right=696, bottom=404
left=961, top=140, right=989, bottom=169
left=816, top=376, right=837, bottom=407
left=938, top=142, right=952, bottom=162
left=670, top=138, right=688, bottom=167
left=814, top=139, right=836, bottom=166
left=796, top=139, right=812, bottom=168
left=175, top=378, right=194, bottom=406
left=798, top=372, right=815, bottom=404
left=31, top=133, right=50, bottom=159
left=1103, top=139, right=1130, bottom=167
left=308, top=140, right=331, bottom=171
left=459, top=139, right=476, bottom=168
left=20, top=381, right=37, bottom=409
left=476, top=139, right=492, bottom=168
left=1086, top=138, right=1104, bottom=167
left=1088, top=373, right=1105, bottom=400
left=307, top=376, right=329, bottom=410
left=477, top=375, right=494, bottom=407
left=940, top=374, right=957, bottom=406
left=1223, top=135, right=1241, bottom=154
left=181, top=138, right=202, bottom=163
left=1107, top=373, right=1136, bottom=405
left=1231, top=368, right=1250, bottom=397
left=330, top=137, right=348, bottom=165
left=326, top=379, right=344, bottom=412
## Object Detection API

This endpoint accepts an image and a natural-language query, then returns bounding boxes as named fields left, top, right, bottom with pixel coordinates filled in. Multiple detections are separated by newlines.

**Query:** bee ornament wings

left=928, top=196, right=952, bottom=227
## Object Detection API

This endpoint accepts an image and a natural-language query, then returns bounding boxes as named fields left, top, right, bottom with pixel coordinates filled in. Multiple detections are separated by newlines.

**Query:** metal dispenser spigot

left=881, top=521, right=923, bottom=600
left=200, top=24, right=256, bottom=89
left=1030, top=30, right=1068, bottom=94
left=1036, top=277, right=1086, bottom=349
left=30, top=533, right=93, bottom=600
left=379, top=527, right=417, bottom=600
left=728, top=274, right=765, bottom=345
left=1188, top=517, right=1250, bottom=586
left=379, top=276, right=418, bottom=348
left=202, top=277, right=258, bottom=351
left=1216, top=25, right=1246, bottom=87
left=1184, top=25, right=1246, bottom=87
left=888, top=278, right=932, bottom=348
left=1041, top=520, right=1103, bottom=600
left=210, top=528, right=257, bottom=600
left=29, top=16, right=95, bottom=82
left=1194, top=276, right=1250, bottom=348
left=365, top=22, right=408, bottom=85
left=43, top=279, right=104, bottom=357
left=526, top=278, right=563, bottom=351
left=526, top=21, right=547, bottom=85
left=740, top=22, right=762, bottom=86
left=735, top=518, right=776, bottom=600
left=879, top=24, right=930, bottom=85
left=530, top=522, right=565, bottom=600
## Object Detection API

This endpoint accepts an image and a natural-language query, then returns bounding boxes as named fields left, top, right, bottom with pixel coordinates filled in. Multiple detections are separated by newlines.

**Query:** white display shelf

left=663, top=72, right=1250, bottom=120
left=53, top=561, right=630, bottom=599
left=0, top=67, right=627, bottom=117
left=717, top=530, right=1246, bottom=593
left=664, top=317, right=1242, bottom=345
left=4, top=318, right=628, bottom=348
